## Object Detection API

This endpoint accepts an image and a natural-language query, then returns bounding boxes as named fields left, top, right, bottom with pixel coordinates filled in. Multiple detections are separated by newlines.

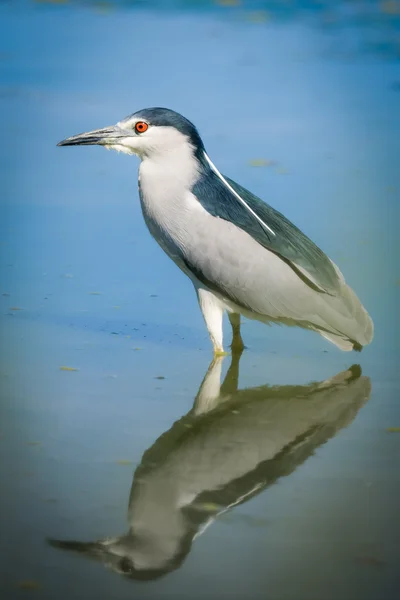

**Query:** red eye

left=135, top=121, right=148, bottom=134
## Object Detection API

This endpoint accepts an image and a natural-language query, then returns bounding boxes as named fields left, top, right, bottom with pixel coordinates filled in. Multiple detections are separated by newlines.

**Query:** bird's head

left=57, top=107, right=205, bottom=160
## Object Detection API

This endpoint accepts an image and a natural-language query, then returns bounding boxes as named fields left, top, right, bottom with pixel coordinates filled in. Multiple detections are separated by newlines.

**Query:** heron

left=58, top=107, right=373, bottom=355
left=48, top=356, right=370, bottom=580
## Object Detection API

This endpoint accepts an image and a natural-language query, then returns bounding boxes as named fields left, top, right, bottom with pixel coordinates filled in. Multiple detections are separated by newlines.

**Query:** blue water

left=1, top=2, right=399, bottom=599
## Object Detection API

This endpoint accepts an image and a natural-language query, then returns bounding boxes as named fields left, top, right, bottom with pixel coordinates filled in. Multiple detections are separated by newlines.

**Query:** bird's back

left=191, top=170, right=373, bottom=350
left=138, top=153, right=373, bottom=351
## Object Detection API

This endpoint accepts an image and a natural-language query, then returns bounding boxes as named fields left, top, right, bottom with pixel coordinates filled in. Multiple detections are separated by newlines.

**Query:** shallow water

left=1, top=1, right=399, bottom=599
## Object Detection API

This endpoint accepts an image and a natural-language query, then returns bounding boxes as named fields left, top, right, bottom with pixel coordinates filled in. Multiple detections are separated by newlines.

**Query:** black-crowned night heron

left=49, top=356, right=370, bottom=579
left=58, top=107, right=373, bottom=355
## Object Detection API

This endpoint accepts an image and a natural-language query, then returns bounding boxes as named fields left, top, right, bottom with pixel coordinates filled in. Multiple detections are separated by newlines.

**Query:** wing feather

left=193, top=154, right=341, bottom=295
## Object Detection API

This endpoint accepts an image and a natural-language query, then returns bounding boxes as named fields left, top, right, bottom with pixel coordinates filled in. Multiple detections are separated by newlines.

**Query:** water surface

left=1, top=2, right=399, bottom=599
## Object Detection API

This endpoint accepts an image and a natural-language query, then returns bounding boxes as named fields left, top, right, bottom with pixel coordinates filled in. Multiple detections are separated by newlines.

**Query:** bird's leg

left=192, top=355, right=225, bottom=416
left=220, top=350, right=241, bottom=396
left=228, top=312, right=245, bottom=354
left=196, top=288, right=228, bottom=356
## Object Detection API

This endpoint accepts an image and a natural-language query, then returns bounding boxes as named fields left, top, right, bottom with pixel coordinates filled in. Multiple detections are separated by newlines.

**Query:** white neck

left=139, top=142, right=201, bottom=198
left=137, top=143, right=205, bottom=255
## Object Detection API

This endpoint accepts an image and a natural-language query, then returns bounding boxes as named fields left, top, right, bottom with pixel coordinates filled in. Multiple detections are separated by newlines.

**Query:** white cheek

left=106, top=135, right=141, bottom=155
left=107, top=144, right=136, bottom=155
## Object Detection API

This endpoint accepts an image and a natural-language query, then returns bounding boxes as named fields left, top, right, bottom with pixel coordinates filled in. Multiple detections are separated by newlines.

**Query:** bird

left=58, top=107, right=373, bottom=355
left=48, top=354, right=370, bottom=580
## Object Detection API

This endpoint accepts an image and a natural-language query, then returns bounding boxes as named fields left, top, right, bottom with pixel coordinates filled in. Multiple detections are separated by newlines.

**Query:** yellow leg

left=214, top=349, right=230, bottom=357
left=228, top=312, right=245, bottom=354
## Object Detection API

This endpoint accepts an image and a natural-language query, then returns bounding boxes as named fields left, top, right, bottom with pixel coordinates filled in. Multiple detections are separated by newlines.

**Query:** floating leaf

left=17, top=580, right=41, bottom=590
left=246, top=10, right=270, bottom=23
left=116, top=460, right=132, bottom=466
left=59, top=366, right=79, bottom=371
left=387, top=427, right=400, bottom=432
left=35, top=0, right=69, bottom=4
left=355, top=555, right=386, bottom=568
left=155, top=376, right=165, bottom=380
left=89, top=291, right=102, bottom=295
left=216, top=0, right=241, bottom=6
left=248, top=158, right=276, bottom=168
left=94, top=1, right=114, bottom=14
left=275, top=166, right=289, bottom=175
left=380, top=1, right=400, bottom=15
left=10, top=306, right=23, bottom=311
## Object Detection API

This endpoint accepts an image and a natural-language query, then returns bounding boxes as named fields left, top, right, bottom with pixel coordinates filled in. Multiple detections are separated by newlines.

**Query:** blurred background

left=0, top=1, right=399, bottom=598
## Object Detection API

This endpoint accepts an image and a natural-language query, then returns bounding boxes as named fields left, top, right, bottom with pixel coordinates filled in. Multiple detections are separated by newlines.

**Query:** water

left=1, top=1, right=399, bottom=598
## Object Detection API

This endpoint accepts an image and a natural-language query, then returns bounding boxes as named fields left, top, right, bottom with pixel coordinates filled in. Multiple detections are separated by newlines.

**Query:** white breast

left=138, top=148, right=210, bottom=264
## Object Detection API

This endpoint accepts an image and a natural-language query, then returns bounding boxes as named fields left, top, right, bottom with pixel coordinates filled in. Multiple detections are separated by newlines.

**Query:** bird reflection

left=49, top=354, right=371, bottom=580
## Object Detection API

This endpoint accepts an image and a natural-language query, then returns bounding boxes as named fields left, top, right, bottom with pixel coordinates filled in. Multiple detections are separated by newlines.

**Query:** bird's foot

left=213, top=349, right=230, bottom=358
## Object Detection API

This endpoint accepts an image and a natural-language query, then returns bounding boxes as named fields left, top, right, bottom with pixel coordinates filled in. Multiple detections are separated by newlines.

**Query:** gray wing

left=192, top=171, right=341, bottom=295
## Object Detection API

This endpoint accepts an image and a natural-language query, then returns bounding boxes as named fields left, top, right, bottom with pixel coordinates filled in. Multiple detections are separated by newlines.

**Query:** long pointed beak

left=57, top=125, right=127, bottom=147
left=48, top=538, right=101, bottom=554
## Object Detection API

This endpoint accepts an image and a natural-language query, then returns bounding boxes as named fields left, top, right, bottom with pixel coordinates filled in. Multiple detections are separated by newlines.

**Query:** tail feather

left=313, top=275, right=374, bottom=351
left=317, top=330, right=357, bottom=352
